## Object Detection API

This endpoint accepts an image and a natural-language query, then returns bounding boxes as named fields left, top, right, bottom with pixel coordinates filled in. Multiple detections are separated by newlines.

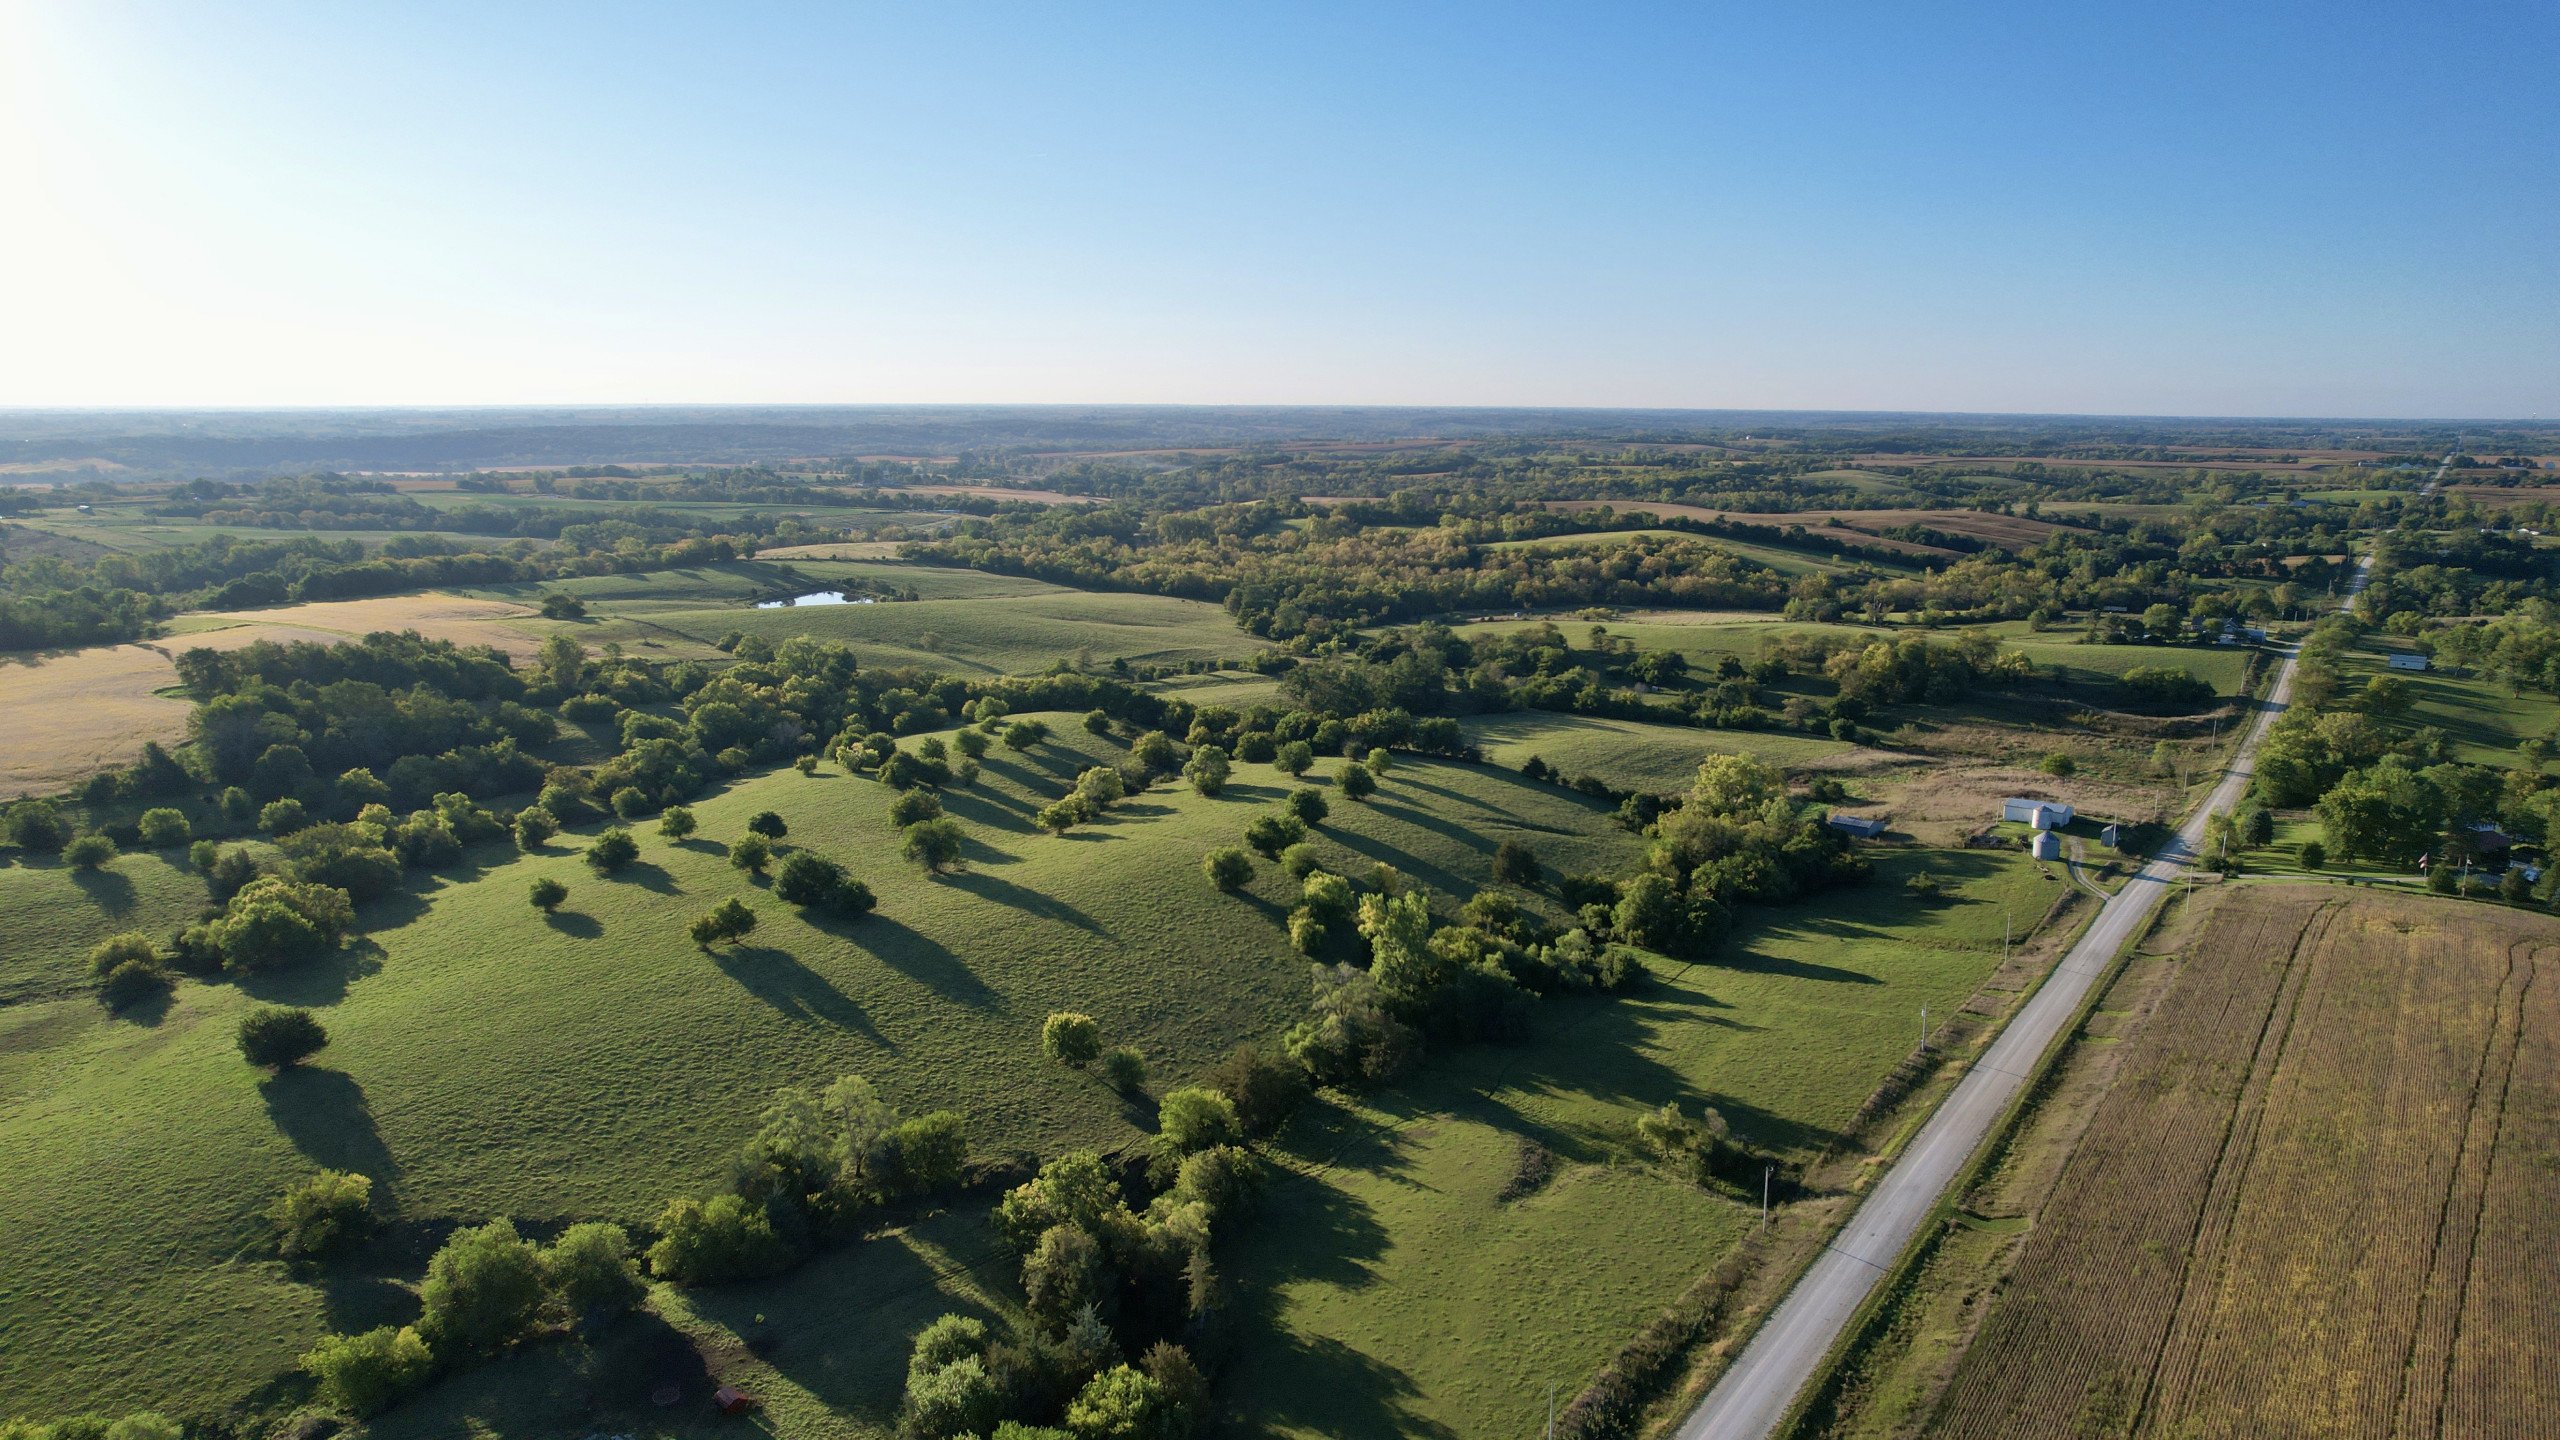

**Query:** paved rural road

left=1674, top=557, right=2373, bottom=1440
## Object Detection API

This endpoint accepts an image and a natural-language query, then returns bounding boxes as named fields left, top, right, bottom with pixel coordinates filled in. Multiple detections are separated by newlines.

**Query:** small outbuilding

left=2002, top=798, right=2073, bottom=830
left=1827, top=813, right=1888, bottom=839
left=2031, top=831, right=2062, bottom=860
left=713, top=1386, right=757, bottom=1417
left=2387, top=653, right=2430, bottom=671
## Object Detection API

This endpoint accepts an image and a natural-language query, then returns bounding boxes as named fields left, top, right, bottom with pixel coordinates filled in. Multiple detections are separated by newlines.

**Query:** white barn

left=2003, top=798, right=2073, bottom=830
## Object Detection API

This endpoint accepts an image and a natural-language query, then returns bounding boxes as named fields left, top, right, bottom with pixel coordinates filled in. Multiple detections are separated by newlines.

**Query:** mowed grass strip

left=1458, top=711, right=1858, bottom=791
left=1222, top=846, right=2064, bottom=1440
left=0, top=725, right=1638, bottom=1419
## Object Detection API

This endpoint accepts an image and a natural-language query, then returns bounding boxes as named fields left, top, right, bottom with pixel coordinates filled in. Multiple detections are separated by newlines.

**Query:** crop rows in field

left=1925, top=886, right=2559, bottom=1439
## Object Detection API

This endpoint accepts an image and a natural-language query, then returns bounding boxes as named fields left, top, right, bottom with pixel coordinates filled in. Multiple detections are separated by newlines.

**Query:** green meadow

left=0, top=722, right=1638, bottom=1421
left=1459, top=711, right=1856, bottom=792
left=2335, top=638, right=2557, bottom=767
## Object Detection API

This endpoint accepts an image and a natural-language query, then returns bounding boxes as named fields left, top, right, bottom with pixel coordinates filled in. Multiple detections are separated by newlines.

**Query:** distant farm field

left=0, top=593, right=541, bottom=794
left=0, top=730, right=1638, bottom=1420
left=1913, top=886, right=2560, bottom=1439
left=1540, top=500, right=1957, bottom=559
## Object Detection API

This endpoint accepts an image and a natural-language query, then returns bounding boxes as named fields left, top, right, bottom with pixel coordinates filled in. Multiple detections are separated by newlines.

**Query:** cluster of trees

left=300, top=1218, right=645, bottom=1416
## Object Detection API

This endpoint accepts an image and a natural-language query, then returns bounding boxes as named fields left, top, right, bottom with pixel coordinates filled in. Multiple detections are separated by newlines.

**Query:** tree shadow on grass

left=1392, top=771, right=1536, bottom=822
left=715, top=945, right=885, bottom=1044
left=69, top=865, right=137, bottom=916
left=845, top=915, right=1000, bottom=1009
left=261, top=1065, right=404, bottom=1195
left=672, top=836, right=727, bottom=857
left=944, top=868, right=1104, bottom=935
left=938, top=786, right=1037, bottom=834
left=1322, top=825, right=1476, bottom=902
left=616, top=859, right=681, bottom=895
left=694, top=1230, right=992, bottom=1419
left=319, top=1271, right=419, bottom=1336
left=235, top=942, right=383, bottom=1007
left=543, top=910, right=603, bottom=939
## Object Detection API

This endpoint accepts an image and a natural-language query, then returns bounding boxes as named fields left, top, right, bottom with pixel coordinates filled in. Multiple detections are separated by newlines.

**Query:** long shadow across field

left=714, top=944, right=884, bottom=1043
left=261, top=1066, right=404, bottom=1196
left=843, top=915, right=1001, bottom=1009
left=942, top=868, right=1105, bottom=935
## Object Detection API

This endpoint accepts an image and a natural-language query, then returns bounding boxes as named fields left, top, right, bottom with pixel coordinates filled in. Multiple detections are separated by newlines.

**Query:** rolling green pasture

left=2336, top=640, right=2557, bottom=767
left=1482, top=528, right=1852, bottom=577
left=0, top=846, right=260, bottom=1005
left=0, top=725, right=1639, bottom=1422
left=1221, top=846, right=2065, bottom=1439
left=1460, top=711, right=1855, bottom=791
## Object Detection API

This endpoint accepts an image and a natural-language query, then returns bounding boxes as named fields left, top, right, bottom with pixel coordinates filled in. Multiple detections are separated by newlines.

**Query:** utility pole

left=1763, top=1164, right=1774, bottom=1229
left=1920, top=1004, right=1929, bottom=1048
left=1547, top=1381, right=1557, bottom=1440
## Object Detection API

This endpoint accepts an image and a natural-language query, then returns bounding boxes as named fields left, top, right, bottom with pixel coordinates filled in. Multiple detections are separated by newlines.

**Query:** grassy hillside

left=0, top=723, right=1640, bottom=1421
left=1221, top=846, right=2064, bottom=1439
left=1459, top=712, right=1857, bottom=791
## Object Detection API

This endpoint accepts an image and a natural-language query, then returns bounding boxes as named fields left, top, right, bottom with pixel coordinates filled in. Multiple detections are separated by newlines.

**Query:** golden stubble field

left=1924, top=884, right=2559, bottom=1439
left=0, top=593, right=543, bottom=795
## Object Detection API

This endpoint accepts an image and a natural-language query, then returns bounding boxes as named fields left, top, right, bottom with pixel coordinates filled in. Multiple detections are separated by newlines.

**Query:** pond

left=755, top=590, right=875, bottom=608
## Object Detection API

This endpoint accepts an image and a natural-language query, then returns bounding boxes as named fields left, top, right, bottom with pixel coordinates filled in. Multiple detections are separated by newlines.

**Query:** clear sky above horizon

left=3, top=1, right=2553, bottom=417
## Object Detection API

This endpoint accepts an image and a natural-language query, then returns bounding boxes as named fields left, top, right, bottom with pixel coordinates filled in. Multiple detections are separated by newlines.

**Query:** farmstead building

left=2002, top=798, right=2073, bottom=830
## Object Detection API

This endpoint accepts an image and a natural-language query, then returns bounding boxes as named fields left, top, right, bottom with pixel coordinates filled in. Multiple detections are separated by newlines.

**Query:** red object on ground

left=714, top=1385, right=756, bottom=1416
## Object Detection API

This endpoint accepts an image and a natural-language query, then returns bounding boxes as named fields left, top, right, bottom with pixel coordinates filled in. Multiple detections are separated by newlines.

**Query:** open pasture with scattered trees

left=1834, top=885, right=2560, bottom=1440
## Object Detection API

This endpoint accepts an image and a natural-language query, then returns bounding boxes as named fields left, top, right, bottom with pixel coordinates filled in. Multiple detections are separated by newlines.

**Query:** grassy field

left=1813, top=885, right=2560, bottom=1439
left=1483, top=528, right=1854, bottom=577
left=2335, top=637, right=2559, bottom=767
left=1222, top=846, right=2067, bottom=1440
left=0, top=725, right=1641, bottom=1423
left=1458, top=711, right=1859, bottom=791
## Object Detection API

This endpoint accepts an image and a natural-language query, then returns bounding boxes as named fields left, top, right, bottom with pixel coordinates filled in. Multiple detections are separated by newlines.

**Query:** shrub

left=1075, top=765, right=1126, bottom=808
left=512, top=806, right=558, bottom=850
left=270, top=1169, right=374, bottom=1260
left=2040, top=751, right=2077, bottom=778
left=1043, top=1011, right=1103, bottom=1067
left=689, top=897, right=758, bottom=948
left=1275, top=741, right=1314, bottom=777
left=889, top=789, right=945, bottom=827
left=585, top=826, right=639, bottom=873
left=747, top=810, right=789, bottom=840
left=905, top=1354, right=1001, bottom=1440
left=238, top=1006, right=329, bottom=1069
left=1278, top=841, right=1324, bottom=879
left=1365, top=747, right=1393, bottom=776
left=89, top=931, right=160, bottom=978
left=542, top=1221, right=645, bottom=1319
left=1337, top=762, right=1376, bottom=800
left=954, top=727, right=990, bottom=759
left=529, top=876, right=568, bottom=912
left=658, top=805, right=697, bottom=840
left=1022, top=1223, right=1107, bottom=1332
left=775, top=850, right=851, bottom=907
left=1284, top=787, right=1328, bottom=825
left=1244, top=812, right=1306, bottom=859
left=253, top=799, right=305, bottom=837
left=610, top=786, right=649, bottom=819
left=2121, top=665, right=2214, bottom=709
left=301, top=1324, right=434, bottom=1416
left=419, top=1218, right=546, bottom=1353
left=2298, top=839, right=2327, bottom=870
left=1184, top=744, right=1231, bottom=796
left=1084, top=708, right=1113, bottom=735
left=136, top=808, right=191, bottom=849
left=647, top=1193, right=790, bottom=1283
left=98, top=957, right=171, bottom=1010
left=1101, top=1045, right=1148, bottom=1091
left=1005, top=718, right=1051, bottom=751
left=1037, top=794, right=1096, bottom=834
left=63, top=833, right=119, bottom=870
left=1156, top=1086, right=1240, bottom=1155
left=904, top=817, right=967, bottom=872
left=1493, top=839, right=1542, bottom=887
left=728, top=834, right=771, bottom=873
left=1064, top=1364, right=1171, bottom=1440
left=1202, top=846, right=1253, bottom=891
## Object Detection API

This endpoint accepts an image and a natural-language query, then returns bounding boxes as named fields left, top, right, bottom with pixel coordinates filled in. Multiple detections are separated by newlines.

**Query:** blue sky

left=3, top=1, right=2553, bottom=415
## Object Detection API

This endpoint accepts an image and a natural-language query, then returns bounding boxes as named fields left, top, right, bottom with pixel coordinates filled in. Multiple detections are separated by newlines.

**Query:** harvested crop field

left=1921, top=885, right=2560, bottom=1439
left=0, top=593, right=541, bottom=793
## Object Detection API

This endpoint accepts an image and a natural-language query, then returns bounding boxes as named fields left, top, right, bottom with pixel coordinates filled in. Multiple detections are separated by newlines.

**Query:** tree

left=1203, top=846, right=1253, bottom=890
left=1005, top=718, right=1051, bottom=752
left=2040, top=751, right=2077, bottom=778
left=1022, top=1224, right=1107, bottom=1332
left=512, top=806, right=558, bottom=850
left=419, top=1218, right=546, bottom=1353
left=1336, top=761, right=1376, bottom=800
left=1493, top=839, right=1542, bottom=887
left=238, top=1006, right=329, bottom=1069
left=301, top=1324, right=434, bottom=1417
left=270, top=1169, right=374, bottom=1260
left=1278, top=841, right=1323, bottom=879
left=4, top=797, right=71, bottom=853
left=1201, top=1043, right=1308, bottom=1136
left=1075, top=765, right=1126, bottom=808
left=210, top=877, right=355, bottom=969
left=646, top=1194, right=789, bottom=1283
left=1064, top=1363, right=1172, bottom=1440
left=539, top=591, right=587, bottom=619
left=1243, top=812, right=1306, bottom=858
left=728, top=834, right=771, bottom=874
left=529, top=876, right=568, bottom=912
left=689, top=897, right=758, bottom=948
left=2141, top=602, right=2182, bottom=638
left=1275, top=740, right=1314, bottom=778
left=954, top=727, right=990, bottom=759
left=906, top=1354, right=1001, bottom=1440
left=542, top=1221, right=645, bottom=1320
left=1284, top=787, right=1328, bottom=826
left=748, top=809, right=789, bottom=840
left=1132, top=730, right=1178, bottom=772
left=903, top=817, right=967, bottom=872
left=775, top=850, right=850, bottom=907
left=889, top=789, right=945, bottom=826
left=1043, top=1011, right=1103, bottom=1067
left=1038, top=794, right=1096, bottom=833
left=1364, top=747, right=1392, bottom=777
left=1084, top=708, right=1113, bottom=735
left=136, top=808, right=191, bottom=849
left=260, top=798, right=310, bottom=837
left=63, top=832, right=118, bottom=870
left=1612, top=873, right=1682, bottom=950
left=658, top=805, right=698, bottom=840
left=585, top=826, right=639, bottom=873
left=1156, top=1086, right=1240, bottom=1155
left=1184, top=744, right=1231, bottom=796
left=1101, top=1046, right=1148, bottom=1091
left=2298, top=839, right=2327, bottom=870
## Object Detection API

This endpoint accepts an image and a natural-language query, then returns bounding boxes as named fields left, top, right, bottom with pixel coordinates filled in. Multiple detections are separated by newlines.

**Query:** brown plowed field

left=1924, top=885, right=2559, bottom=1439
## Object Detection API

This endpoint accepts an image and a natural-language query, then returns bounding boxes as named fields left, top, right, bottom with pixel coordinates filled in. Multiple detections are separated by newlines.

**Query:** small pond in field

left=755, top=591, right=874, bottom=608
